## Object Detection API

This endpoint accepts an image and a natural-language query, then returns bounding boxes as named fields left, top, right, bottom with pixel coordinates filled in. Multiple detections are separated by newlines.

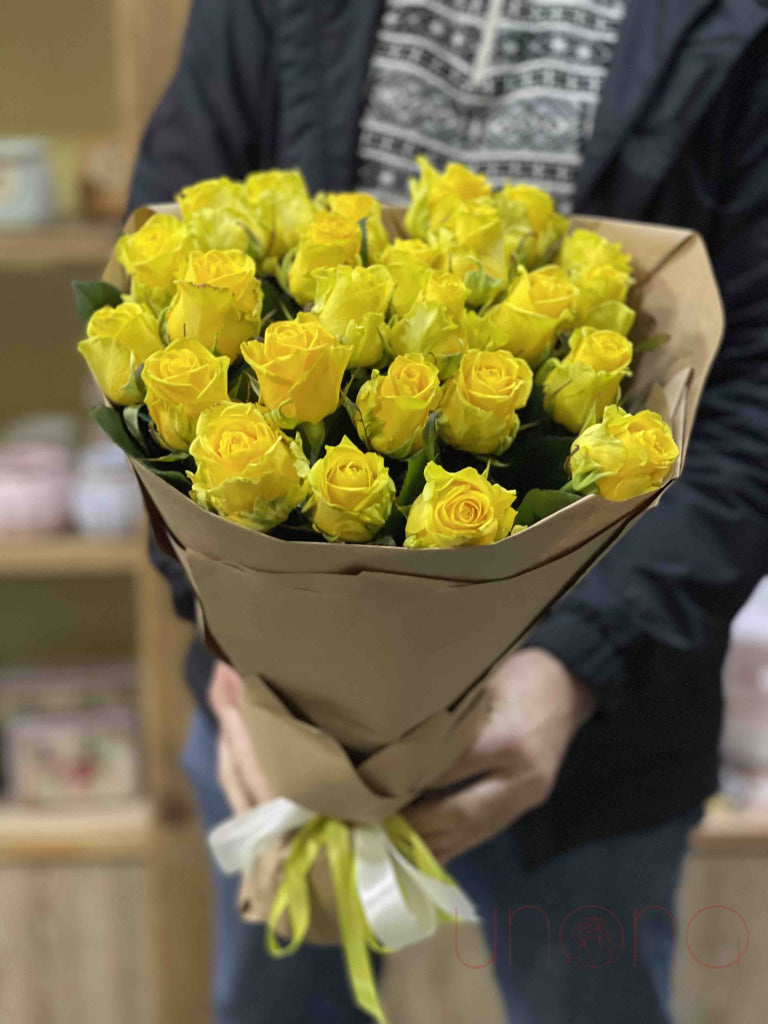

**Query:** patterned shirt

left=356, top=0, right=628, bottom=212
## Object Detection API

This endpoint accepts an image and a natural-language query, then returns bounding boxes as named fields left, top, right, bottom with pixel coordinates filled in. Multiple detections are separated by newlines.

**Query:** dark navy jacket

left=129, top=0, right=768, bottom=863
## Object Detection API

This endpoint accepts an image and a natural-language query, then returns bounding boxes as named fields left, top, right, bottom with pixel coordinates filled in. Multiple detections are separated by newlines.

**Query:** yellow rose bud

left=439, top=349, right=532, bottom=455
left=142, top=338, right=229, bottom=451
left=558, top=229, right=633, bottom=276
left=520, top=265, right=579, bottom=318
left=417, top=269, right=469, bottom=321
left=188, top=402, right=309, bottom=531
left=405, top=155, right=492, bottom=238
left=436, top=201, right=508, bottom=302
left=166, top=249, right=263, bottom=360
left=244, top=169, right=314, bottom=269
left=115, top=213, right=190, bottom=312
left=473, top=265, right=574, bottom=365
left=388, top=298, right=464, bottom=379
left=573, top=263, right=635, bottom=334
left=175, top=176, right=257, bottom=252
left=325, top=192, right=389, bottom=263
left=405, top=463, right=517, bottom=548
left=569, top=405, right=679, bottom=501
left=356, top=354, right=441, bottom=459
left=241, top=312, right=350, bottom=427
left=304, top=436, right=394, bottom=542
left=287, top=211, right=362, bottom=306
left=541, top=327, right=633, bottom=434
left=379, top=238, right=446, bottom=316
left=78, top=302, right=163, bottom=406
left=493, top=183, right=570, bottom=267
left=312, top=264, right=393, bottom=367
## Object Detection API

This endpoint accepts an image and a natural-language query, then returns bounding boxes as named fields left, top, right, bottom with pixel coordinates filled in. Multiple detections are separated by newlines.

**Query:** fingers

left=404, top=771, right=543, bottom=864
left=218, top=703, right=273, bottom=803
left=216, top=736, right=252, bottom=815
left=208, top=660, right=246, bottom=717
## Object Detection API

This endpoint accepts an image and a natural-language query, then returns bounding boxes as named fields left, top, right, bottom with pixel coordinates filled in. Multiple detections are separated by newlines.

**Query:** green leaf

left=72, top=281, right=123, bottom=325
left=515, top=488, right=581, bottom=526
left=122, top=405, right=145, bottom=448
left=298, top=421, right=326, bottom=464
left=89, top=405, right=145, bottom=459
left=359, top=217, right=370, bottom=267
left=634, top=332, right=670, bottom=354
left=261, top=276, right=299, bottom=323
left=422, top=410, right=440, bottom=463
left=492, top=432, right=573, bottom=492
left=148, top=468, right=191, bottom=493
left=228, top=361, right=259, bottom=403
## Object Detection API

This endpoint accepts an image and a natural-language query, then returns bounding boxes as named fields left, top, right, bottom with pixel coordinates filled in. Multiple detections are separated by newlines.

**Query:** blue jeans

left=183, top=710, right=699, bottom=1024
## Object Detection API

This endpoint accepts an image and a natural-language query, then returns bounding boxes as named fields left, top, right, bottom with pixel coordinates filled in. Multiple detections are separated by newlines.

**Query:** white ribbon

left=208, top=797, right=478, bottom=952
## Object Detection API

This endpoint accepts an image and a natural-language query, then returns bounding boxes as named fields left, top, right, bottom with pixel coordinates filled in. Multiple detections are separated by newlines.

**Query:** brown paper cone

left=102, top=205, right=724, bottom=940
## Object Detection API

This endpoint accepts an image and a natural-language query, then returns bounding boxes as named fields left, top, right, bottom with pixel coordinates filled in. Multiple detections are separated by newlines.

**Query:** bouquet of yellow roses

left=75, top=158, right=723, bottom=1022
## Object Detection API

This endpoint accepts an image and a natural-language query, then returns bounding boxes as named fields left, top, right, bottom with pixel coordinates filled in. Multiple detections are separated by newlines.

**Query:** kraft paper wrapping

left=104, top=205, right=723, bottom=941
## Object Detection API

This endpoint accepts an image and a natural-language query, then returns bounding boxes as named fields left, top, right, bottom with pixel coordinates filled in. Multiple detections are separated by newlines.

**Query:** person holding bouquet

left=126, top=2, right=768, bottom=1022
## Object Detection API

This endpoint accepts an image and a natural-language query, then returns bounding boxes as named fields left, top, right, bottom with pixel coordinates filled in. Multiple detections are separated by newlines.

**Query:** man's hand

left=404, top=648, right=596, bottom=864
left=208, top=660, right=272, bottom=814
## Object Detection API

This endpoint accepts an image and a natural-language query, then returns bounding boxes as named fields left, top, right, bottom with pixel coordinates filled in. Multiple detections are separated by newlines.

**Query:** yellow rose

left=404, top=463, right=517, bottom=548
left=325, top=192, right=389, bottom=263
left=175, top=176, right=256, bottom=252
left=405, top=155, right=492, bottom=238
left=439, top=349, right=532, bottom=455
left=116, top=213, right=191, bottom=313
left=304, top=436, right=394, bottom=542
left=472, top=265, right=574, bottom=365
left=356, top=354, right=441, bottom=459
left=558, top=229, right=633, bottom=276
left=244, top=169, right=314, bottom=269
left=78, top=302, right=163, bottom=406
left=493, top=183, right=570, bottom=267
left=188, top=402, right=309, bottom=530
left=436, top=201, right=508, bottom=304
left=311, top=264, right=393, bottom=367
left=142, top=338, right=229, bottom=450
left=387, top=297, right=464, bottom=379
left=541, top=327, right=633, bottom=434
left=166, top=249, right=263, bottom=360
left=569, top=405, right=679, bottom=501
left=241, top=312, right=350, bottom=427
left=417, top=269, right=469, bottom=321
left=379, top=238, right=446, bottom=316
left=286, top=211, right=362, bottom=306
left=573, top=263, right=636, bottom=334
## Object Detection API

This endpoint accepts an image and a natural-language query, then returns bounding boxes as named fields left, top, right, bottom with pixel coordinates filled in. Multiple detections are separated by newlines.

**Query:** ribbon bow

left=209, top=797, right=478, bottom=1023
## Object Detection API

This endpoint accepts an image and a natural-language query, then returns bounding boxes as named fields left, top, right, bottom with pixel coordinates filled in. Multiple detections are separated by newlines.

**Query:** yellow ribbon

left=265, top=813, right=462, bottom=1023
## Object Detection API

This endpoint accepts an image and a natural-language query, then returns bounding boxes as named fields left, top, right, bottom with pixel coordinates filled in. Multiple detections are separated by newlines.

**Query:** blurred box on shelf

left=70, top=440, right=143, bottom=534
left=2, top=706, right=140, bottom=803
left=0, top=137, right=55, bottom=227
left=0, top=412, right=143, bottom=535
left=720, top=577, right=768, bottom=807
left=0, top=661, right=135, bottom=722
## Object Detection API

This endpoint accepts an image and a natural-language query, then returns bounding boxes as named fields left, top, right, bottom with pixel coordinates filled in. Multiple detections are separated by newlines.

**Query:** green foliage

left=72, top=281, right=123, bottom=325
left=515, top=488, right=580, bottom=526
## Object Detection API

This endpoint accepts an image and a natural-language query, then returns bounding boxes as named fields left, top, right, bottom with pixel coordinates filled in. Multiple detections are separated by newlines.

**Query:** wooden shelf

left=691, top=805, right=768, bottom=854
left=0, top=221, right=120, bottom=269
left=0, top=799, right=155, bottom=862
left=0, top=533, right=146, bottom=577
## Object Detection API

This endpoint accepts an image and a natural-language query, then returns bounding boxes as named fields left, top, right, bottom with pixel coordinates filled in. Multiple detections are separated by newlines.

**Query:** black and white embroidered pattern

left=356, top=0, right=627, bottom=212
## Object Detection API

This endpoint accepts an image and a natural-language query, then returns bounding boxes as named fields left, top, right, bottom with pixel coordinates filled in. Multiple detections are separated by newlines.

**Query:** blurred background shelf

left=0, top=221, right=119, bottom=269
left=692, top=804, right=768, bottom=854
left=0, top=798, right=155, bottom=862
left=0, top=533, right=145, bottom=577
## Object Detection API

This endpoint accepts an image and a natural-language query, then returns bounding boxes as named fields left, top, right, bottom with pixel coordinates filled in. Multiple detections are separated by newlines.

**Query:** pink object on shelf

left=0, top=443, right=71, bottom=533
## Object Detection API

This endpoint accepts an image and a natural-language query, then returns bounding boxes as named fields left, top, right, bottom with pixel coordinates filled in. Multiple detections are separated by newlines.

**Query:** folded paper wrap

left=101, top=207, right=723, bottom=1011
